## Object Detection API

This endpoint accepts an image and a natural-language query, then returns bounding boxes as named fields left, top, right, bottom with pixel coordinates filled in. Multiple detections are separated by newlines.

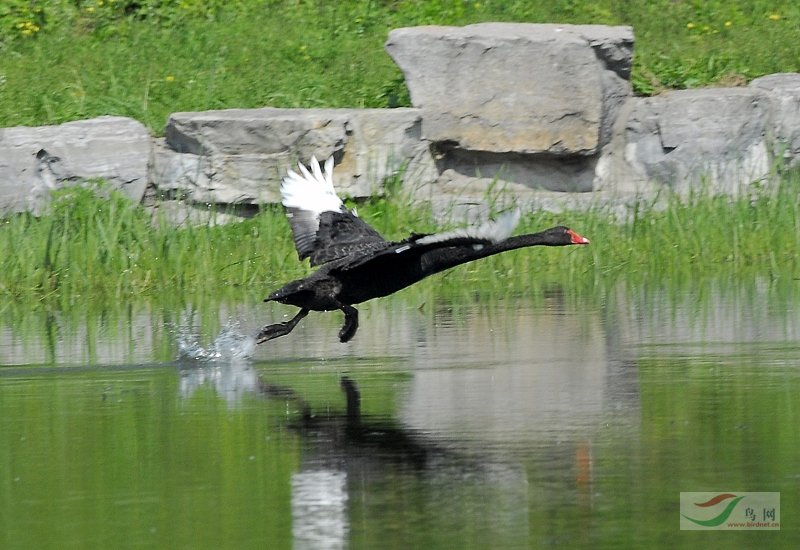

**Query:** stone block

left=156, top=108, right=436, bottom=205
left=595, top=88, right=772, bottom=194
left=0, top=116, right=151, bottom=213
left=385, top=23, right=633, bottom=155
left=750, top=73, right=800, bottom=167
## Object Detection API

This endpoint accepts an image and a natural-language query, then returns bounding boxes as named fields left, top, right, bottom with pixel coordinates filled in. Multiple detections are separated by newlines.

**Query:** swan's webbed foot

left=338, top=305, right=359, bottom=343
left=256, top=308, right=309, bottom=344
left=255, top=323, right=293, bottom=343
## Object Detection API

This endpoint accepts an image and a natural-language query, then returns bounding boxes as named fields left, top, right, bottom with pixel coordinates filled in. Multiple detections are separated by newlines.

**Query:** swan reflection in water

left=178, top=359, right=452, bottom=549
left=176, top=340, right=638, bottom=550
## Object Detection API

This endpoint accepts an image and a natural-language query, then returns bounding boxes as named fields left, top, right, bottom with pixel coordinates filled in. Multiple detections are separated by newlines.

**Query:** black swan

left=256, top=156, right=589, bottom=344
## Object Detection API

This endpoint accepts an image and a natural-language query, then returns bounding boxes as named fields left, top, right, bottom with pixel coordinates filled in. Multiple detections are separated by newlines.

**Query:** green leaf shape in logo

left=682, top=495, right=746, bottom=527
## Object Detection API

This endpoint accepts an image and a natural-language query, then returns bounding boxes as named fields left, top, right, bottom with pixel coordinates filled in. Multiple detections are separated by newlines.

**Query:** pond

left=1, top=281, right=798, bottom=548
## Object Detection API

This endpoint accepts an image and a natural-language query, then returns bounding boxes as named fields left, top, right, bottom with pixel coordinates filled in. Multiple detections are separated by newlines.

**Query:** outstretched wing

left=411, top=208, right=521, bottom=248
left=335, top=209, right=522, bottom=272
left=281, top=156, right=387, bottom=266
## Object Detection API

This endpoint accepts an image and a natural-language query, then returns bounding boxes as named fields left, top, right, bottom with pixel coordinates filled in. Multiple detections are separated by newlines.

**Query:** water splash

left=177, top=320, right=256, bottom=363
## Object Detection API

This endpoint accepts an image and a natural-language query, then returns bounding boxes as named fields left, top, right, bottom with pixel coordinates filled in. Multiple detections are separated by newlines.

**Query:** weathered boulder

left=595, top=88, right=772, bottom=195
left=0, top=116, right=151, bottom=214
left=750, top=73, right=800, bottom=167
left=154, top=107, right=437, bottom=205
left=385, top=23, right=633, bottom=155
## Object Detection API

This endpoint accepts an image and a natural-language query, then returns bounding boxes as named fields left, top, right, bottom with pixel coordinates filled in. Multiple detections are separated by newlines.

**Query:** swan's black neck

left=420, top=232, right=565, bottom=276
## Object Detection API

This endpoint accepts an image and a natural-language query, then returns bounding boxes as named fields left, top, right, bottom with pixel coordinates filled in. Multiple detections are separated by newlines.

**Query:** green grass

left=2, top=170, right=800, bottom=309
left=0, top=1, right=798, bottom=131
left=0, top=185, right=303, bottom=305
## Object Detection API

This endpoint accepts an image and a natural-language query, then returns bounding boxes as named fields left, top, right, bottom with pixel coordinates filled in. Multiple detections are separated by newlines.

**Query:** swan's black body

left=257, top=158, right=589, bottom=344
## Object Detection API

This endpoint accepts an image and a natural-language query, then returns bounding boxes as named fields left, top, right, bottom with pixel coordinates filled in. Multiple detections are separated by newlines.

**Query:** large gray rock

left=154, top=107, right=436, bottom=205
left=0, top=116, right=151, bottom=214
left=595, top=88, right=772, bottom=195
left=750, top=73, right=800, bottom=167
left=385, top=23, right=633, bottom=155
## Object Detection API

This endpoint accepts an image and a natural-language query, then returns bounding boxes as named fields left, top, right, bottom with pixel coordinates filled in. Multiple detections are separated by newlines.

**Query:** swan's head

left=566, top=228, right=590, bottom=245
left=266, top=280, right=309, bottom=304
left=545, top=226, right=590, bottom=245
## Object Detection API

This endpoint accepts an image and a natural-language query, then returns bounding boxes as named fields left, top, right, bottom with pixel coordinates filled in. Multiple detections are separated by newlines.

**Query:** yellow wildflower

left=17, top=21, right=40, bottom=36
left=724, top=21, right=732, bottom=28
left=768, top=13, right=781, bottom=21
left=165, top=75, right=176, bottom=83
left=686, top=22, right=695, bottom=29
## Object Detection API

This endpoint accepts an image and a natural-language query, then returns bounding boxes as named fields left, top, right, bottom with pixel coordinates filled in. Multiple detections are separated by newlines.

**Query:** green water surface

left=1, top=286, right=798, bottom=549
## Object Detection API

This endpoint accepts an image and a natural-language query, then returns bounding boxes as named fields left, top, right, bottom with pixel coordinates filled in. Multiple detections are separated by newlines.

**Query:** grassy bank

left=2, top=0, right=799, bottom=309
left=2, top=170, right=799, bottom=309
left=1, top=1, right=798, bottom=131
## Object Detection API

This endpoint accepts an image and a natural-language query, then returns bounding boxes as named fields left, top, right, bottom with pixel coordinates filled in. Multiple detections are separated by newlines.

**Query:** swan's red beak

left=568, top=229, right=590, bottom=245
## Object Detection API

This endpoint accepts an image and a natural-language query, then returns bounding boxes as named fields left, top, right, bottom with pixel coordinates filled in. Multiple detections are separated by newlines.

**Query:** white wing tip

left=280, top=156, right=342, bottom=214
